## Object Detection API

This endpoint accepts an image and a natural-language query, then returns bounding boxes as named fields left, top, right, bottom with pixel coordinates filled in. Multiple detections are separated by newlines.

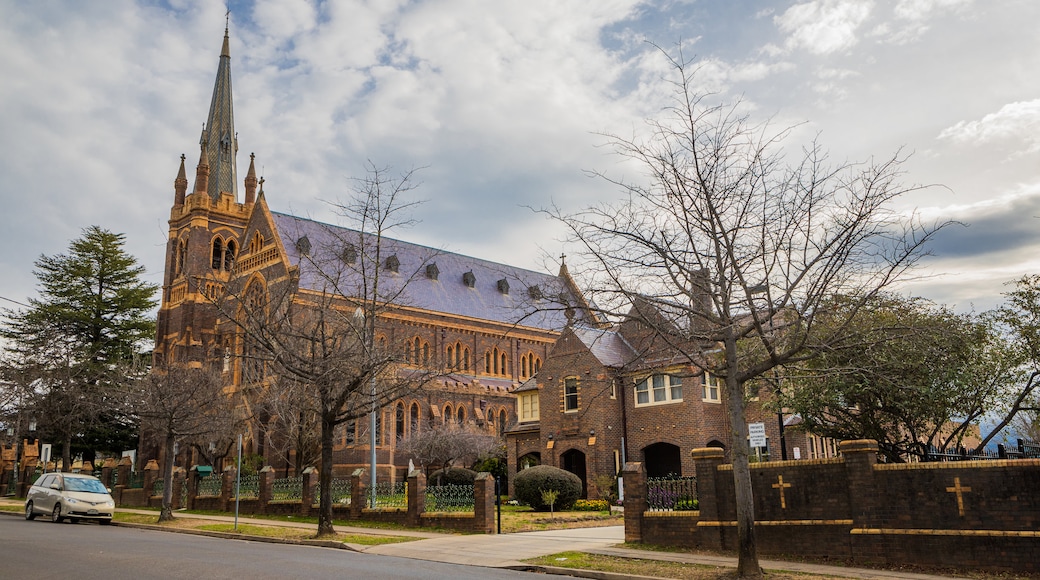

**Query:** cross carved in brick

left=946, top=477, right=972, bottom=517
left=772, top=474, right=792, bottom=509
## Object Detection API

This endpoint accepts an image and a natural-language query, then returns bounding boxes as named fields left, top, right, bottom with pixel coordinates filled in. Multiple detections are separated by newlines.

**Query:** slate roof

left=271, top=212, right=586, bottom=332
left=571, top=325, right=638, bottom=368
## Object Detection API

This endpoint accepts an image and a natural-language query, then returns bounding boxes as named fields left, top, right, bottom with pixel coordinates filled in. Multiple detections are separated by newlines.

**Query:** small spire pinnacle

left=193, top=138, right=210, bottom=197
left=558, top=253, right=569, bottom=277
left=244, top=152, right=257, bottom=205
left=174, top=154, right=188, bottom=206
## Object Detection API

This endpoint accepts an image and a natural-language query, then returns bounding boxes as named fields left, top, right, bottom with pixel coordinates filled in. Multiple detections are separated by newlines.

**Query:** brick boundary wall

left=623, top=439, right=1040, bottom=573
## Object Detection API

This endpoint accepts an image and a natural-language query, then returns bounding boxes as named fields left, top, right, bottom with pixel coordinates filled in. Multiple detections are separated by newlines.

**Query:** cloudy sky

left=1, top=0, right=1038, bottom=314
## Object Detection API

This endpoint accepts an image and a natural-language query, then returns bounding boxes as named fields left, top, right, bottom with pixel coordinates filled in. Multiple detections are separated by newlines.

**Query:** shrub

left=429, top=467, right=477, bottom=486
left=573, top=499, right=610, bottom=512
left=513, top=465, right=582, bottom=511
left=675, top=498, right=699, bottom=511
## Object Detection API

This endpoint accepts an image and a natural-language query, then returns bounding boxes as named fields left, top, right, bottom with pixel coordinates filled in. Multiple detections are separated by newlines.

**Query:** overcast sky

left=1, top=0, right=1038, bottom=315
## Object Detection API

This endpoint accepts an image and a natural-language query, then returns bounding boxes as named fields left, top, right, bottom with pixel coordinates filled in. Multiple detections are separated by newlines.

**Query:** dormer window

left=385, top=254, right=400, bottom=272
left=426, top=263, right=439, bottom=280
left=462, top=271, right=476, bottom=288
left=497, top=278, right=509, bottom=294
left=340, top=243, right=357, bottom=264
left=528, top=285, right=543, bottom=300
left=295, top=235, right=311, bottom=256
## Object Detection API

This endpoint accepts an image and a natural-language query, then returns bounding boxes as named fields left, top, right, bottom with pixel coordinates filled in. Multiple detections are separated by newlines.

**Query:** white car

left=24, top=472, right=114, bottom=525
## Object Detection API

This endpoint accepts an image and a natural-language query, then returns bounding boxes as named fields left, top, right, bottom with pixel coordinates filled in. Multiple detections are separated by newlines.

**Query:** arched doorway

left=643, top=442, right=682, bottom=478
left=561, top=449, right=588, bottom=498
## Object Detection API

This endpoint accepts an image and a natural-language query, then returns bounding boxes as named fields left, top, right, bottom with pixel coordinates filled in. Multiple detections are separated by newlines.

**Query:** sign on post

left=748, top=422, right=767, bottom=449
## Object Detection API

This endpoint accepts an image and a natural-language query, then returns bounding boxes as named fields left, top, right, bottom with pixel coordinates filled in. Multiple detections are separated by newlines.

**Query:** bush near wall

left=514, top=465, right=582, bottom=511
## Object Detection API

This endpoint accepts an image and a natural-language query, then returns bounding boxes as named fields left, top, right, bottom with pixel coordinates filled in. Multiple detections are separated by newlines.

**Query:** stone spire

left=197, top=25, right=238, bottom=201
left=174, top=154, right=188, bottom=206
left=244, top=152, right=257, bottom=205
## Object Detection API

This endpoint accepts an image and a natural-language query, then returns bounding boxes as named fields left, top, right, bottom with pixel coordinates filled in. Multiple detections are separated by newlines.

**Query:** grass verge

left=524, top=551, right=838, bottom=579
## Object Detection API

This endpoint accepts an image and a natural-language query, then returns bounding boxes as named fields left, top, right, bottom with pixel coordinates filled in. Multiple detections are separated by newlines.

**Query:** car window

left=64, top=477, right=109, bottom=494
left=37, top=474, right=55, bottom=488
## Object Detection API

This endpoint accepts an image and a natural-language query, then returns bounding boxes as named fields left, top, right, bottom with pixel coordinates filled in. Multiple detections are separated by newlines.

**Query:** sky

left=1, top=0, right=1038, bottom=315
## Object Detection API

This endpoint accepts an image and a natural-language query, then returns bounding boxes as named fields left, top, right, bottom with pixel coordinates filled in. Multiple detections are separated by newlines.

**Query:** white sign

left=793, top=447, right=801, bottom=460
left=40, top=444, right=51, bottom=464
left=748, top=423, right=767, bottom=448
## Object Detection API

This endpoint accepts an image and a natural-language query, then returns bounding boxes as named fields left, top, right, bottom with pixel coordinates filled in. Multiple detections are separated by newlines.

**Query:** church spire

left=198, top=24, right=238, bottom=202
left=244, top=152, right=257, bottom=205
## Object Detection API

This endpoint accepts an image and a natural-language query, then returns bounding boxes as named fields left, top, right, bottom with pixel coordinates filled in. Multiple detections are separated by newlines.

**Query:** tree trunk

left=158, top=432, right=176, bottom=522
left=725, top=336, right=762, bottom=578
left=62, top=432, right=73, bottom=472
left=316, top=412, right=336, bottom=537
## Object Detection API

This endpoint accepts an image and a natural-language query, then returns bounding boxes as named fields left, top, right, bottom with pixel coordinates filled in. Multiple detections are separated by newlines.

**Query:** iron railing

left=373, top=481, right=407, bottom=508
left=197, top=473, right=222, bottom=497
left=271, top=476, right=303, bottom=501
left=646, top=476, right=697, bottom=511
left=425, top=484, right=474, bottom=512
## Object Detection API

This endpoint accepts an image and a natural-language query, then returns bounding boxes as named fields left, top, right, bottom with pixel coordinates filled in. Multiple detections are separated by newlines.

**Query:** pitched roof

left=271, top=212, right=587, bottom=332
left=571, top=325, right=638, bottom=368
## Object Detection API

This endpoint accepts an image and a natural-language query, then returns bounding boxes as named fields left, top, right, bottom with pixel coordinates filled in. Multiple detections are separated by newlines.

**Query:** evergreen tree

left=1, top=226, right=158, bottom=469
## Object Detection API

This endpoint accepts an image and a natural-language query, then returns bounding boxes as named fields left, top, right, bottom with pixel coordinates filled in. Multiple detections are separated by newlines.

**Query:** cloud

left=937, top=99, right=1040, bottom=155
left=775, top=0, right=874, bottom=55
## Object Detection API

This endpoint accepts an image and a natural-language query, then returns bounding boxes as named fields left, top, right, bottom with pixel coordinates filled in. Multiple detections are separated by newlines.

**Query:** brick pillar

left=171, top=468, right=185, bottom=510
left=621, top=462, right=646, bottom=543
left=258, top=466, right=273, bottom=515
left=473, top=472, right=496, bottom=534
left=840, top=439, right=879, bottom=528
left=101, top=458, right=117, bottom=489
left=220, top=465, right=237, bottom=512
left=691, top=447, right=726, bottom=549
left=407, top=470, right=425, bottom=527
left=116, top=456, right=133, bottom=487
left=301, top=466, right=317, bottom=517
left=187, top=466, right=201, bottom=510
left=81, top=461, right=94, bottom=473
left=350, top=469, right=366, bottom=519
left=143, top=459, right=160, bottom=497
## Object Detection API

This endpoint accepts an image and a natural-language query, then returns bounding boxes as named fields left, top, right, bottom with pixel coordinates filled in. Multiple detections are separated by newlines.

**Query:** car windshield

left=64, top=478, right=108, bottom=494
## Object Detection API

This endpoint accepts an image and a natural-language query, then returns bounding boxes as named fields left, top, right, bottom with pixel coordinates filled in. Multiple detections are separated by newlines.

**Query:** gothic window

left=249, top=232, right=265, bottom=254
left=242, top=281, right=267, bottom=383
left=446, top=345, right=455, bottom=368
left=456, top=406, right=466, bottom=424
left=422, top=342, right=430, bottom=365
left=443, top=404, right=453, bottom=424
left=345, top=420, right=356, bottom=445
left=463, top=347, right=470, bottom=371
left=410, top=402, right=420, bottom=433
left=498, top=409, right=507, bottom=435
left=500, top=352, right=508, bottom=376
left=396, top=402, right=406, bottom=441
left=224, top=240, right=237, bottom=271
left=485, top=352, right=492, bottom=374
left=212, top=238, right=224, bottom=270
left=222, top=337, right=232, bottom=373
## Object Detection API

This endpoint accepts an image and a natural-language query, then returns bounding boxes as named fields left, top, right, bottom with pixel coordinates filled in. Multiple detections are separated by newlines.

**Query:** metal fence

left=197, top=473, right=222, bottom=497
left=646, top=476, right=698, bottom=511
left=234, top=474, right=260, bottom=499
left=373, top=481, right=407, bottom=508
left=425, top=484, right=474, bottom=512
left=313, top=477, right=352, bottom=505
left=271, top=476, right=303, bottom=501
left=923, top=439, right=1040, bottom=462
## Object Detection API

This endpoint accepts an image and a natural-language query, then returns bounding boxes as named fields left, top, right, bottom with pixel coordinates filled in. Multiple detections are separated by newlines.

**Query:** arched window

left=410, top=402, right=420, bottom=433
left=463, top=347, right=470, bottom=371
left=396, top=403, right=406, bottom=441
left=521, top=356, right=529, bottom=379
left=212, top=238, right=224, bottom=270
left=500, top=352, right=508, bottom=376
left=498, top=409, right=507, bottom=436
left=446, top=345, right=455, bottom=368
left=422, top=342, right=429, bottom=364
left=485, top=352, right=492, bottom=374
left=456, top=406, right=466, bottom=424
left=242, top=281, right=266, bottom=383
left=443, top=404, right=453, bottom=424
left=345, top=420, right=356, bottom=445
left=224, top=240, right=237, bottom=271
left=492, top=348, right=500, bottom=375
left=249, top=232, right=264, bottom=253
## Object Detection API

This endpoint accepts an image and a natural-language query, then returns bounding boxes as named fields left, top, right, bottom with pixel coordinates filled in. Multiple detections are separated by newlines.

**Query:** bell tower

left=154, top=26, right=258, bottom=368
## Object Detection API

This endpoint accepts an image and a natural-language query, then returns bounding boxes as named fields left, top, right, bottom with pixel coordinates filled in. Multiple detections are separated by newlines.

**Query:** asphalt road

left=0, top=516, right=554, bottom=579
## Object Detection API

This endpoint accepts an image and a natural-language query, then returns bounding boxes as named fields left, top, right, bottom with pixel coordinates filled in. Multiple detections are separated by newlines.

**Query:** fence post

left=301, top=466, right=317, bottom=517
left=101, top=458, right=117, bottom=489
left=143, top=459, right=160, bottom=498
left=350, top=468, right=366, bottom=519
left=258, top=466, right=273, bottom=515
left=220, top=464, right=237, bottom=512
left=187, top=466, right=201, bottom=510
left=840, top=439, right=879, bottom=529
left=113, top=456, right=133, bottom=506
left=473, top=472, right=495, bottom=534
left=691, top=447, right=725, bottom=549
left=621, top=462, right=646, bottom=543
left=171, top=467, right=185, bottom=510
left=407, top=470, right=425, bottom=527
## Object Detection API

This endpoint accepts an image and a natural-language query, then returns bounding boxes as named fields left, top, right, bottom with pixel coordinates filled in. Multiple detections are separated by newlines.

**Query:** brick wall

left=624, top=440, right=1040, bottom=573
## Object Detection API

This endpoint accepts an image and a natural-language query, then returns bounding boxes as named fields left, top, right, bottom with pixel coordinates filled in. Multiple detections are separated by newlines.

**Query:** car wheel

left=24, top=501, right=36, bottom=521
left=99, top=519, right=112, bottom=526
left=51, top=504, right=63, bottom=523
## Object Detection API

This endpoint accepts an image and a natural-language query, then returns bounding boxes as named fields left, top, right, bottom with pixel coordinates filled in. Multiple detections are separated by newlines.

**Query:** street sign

left=40, top=444, right=51, bottom=465
left=748, top=422, right=767, bottom=448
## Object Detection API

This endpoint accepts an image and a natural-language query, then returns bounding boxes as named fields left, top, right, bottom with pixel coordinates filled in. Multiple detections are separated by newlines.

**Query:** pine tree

left=2, top=226, right=158, bottom=469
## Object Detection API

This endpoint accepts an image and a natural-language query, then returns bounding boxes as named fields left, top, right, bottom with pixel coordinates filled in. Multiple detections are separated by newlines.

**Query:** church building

left=150, top=27, right=594, bottom=481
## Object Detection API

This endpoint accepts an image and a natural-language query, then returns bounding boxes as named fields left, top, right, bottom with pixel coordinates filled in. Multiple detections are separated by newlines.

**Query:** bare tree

left=212, top=163, right=441, bottom=537
left=553, top=49, right=947, bottom=577
left=397, top=422, right=500, bottom=484
left=134, top=364, right=239, bottom=522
